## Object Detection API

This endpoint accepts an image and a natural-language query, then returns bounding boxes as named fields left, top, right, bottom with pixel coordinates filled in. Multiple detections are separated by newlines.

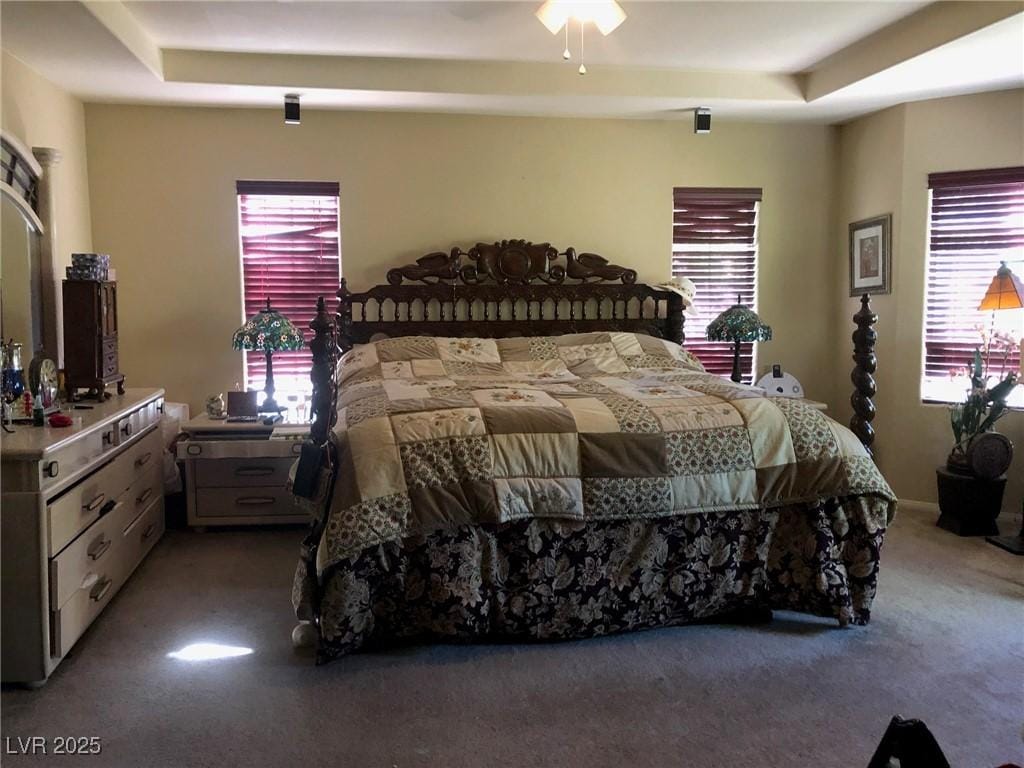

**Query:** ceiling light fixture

left=535, top=0, right=626, bottom=75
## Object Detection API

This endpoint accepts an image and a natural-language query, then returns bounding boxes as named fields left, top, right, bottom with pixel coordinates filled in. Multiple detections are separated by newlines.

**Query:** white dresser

left=1, top=388, right=165, bottom=684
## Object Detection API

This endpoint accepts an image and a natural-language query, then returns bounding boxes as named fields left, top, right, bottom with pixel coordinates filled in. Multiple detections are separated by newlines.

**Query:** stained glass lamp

left=706, top=294, right=772, bottom=384
left=232, top=298, right=304, bottom=414
left=978, top=262, right=1024, bottom=311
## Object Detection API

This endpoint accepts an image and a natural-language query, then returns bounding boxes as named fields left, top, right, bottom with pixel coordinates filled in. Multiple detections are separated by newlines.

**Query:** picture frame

left=849, top=213, right=892, bottom=297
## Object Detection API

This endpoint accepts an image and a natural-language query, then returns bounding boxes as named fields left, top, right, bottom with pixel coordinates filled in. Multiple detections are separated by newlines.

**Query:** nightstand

left=177, top=415, right=309, bottom=527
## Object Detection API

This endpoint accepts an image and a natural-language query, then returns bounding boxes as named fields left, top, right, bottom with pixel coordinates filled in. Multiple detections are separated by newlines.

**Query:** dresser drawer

left=194, top=457, right=294, bottom=488
left=48, top=460, right=161, bottom=607
left=38, top=424, right=117, bottom=494
left=195, top=486, right=299, bottom=519
left=121, top=428, right=162, bottom=492
left=121, top=495, right=164, bottom=576
left=51, top=555, right=123, bottom=658
left=49, top=493, right=163, bottom=659
left=47, top=459, right=126, bottom=557
left=115, top=398, right=163, bottom=446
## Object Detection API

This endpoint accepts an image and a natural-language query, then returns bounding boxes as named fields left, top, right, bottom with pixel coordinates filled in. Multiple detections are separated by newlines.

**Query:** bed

left=291, top=239, right=894, bottom=663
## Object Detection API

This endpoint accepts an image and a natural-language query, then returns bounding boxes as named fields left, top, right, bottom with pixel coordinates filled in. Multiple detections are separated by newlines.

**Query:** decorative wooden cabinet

left=63, top=280, right=125, bottom=399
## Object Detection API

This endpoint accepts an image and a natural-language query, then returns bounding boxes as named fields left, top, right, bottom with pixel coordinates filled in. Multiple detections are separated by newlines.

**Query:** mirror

left=0, top=132, right=46, bottom=362
left=1, top=194, right=43, bottom=354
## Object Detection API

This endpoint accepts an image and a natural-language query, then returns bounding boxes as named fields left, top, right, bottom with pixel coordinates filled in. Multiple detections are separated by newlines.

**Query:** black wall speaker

left=694, top=107, right=711, bottom=134
left=284, top=94, right=300, bottom=125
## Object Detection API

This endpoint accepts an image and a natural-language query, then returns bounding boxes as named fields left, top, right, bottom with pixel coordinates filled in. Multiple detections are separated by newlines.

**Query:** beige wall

left=835, top=88, right=1024, bottom=515
left=84, top=105, right=839, bottom=413
left=1, top=51, right=93, bottom=267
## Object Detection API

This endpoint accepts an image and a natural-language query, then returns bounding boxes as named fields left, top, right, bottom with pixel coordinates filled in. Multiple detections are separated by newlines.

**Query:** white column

left=32, top=147, right=63, bottom=367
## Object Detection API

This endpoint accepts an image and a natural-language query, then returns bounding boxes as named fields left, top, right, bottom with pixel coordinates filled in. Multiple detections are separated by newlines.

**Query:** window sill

left=921, top=379, right=1024, bottom=411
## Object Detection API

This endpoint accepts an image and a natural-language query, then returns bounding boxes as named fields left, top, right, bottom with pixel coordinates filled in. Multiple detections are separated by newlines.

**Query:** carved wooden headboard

left=305, top=238, right=686, bottom=446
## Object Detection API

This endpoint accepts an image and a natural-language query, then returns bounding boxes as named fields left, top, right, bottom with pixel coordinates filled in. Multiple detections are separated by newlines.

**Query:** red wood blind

left=237, top=180, right=340, bottom=395
left=672, top=187, right=762, bottom=378
left=924, top=167, right=1023, bottom=386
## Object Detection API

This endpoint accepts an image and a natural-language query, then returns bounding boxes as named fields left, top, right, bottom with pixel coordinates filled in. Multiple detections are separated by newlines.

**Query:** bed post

left=293, top=295, right=337, bottom=500
left=850, top=293, right=878, bottom=457
left=667, top=293, right=685, bottom=346
left=309, top=295, right=339, bottom=448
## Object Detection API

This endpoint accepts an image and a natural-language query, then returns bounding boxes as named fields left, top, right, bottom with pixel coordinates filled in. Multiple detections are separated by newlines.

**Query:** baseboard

left=897, top=498, right=940, bottom=514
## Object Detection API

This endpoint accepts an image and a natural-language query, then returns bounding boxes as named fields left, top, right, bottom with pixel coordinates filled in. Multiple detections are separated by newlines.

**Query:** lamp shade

left=706, top=296, right=773, bottom=343
left=978, top=262, right=1024, bottom=311
left=232, top=298, right=305, bottom=352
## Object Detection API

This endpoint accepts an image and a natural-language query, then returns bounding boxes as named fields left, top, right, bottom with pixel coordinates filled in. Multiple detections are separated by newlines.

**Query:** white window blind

left=236, top=180, right=341, bottom=399
left=923, top=166, right=1023, bottom=404
left=672, top=187, right=762, bottom=379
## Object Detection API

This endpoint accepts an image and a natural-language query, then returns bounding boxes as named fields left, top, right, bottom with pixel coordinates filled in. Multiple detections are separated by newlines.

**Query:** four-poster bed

left=291, top=239, right=894, bottom=663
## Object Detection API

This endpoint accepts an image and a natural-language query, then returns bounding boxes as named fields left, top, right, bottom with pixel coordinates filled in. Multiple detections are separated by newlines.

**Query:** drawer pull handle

left=235, top=466, right=275, bottom=477
left=43, top=460, right=60, bottom=478
left=157, top=402, right=165, bottom=414
left=83, top=493, right=106, bottom=513
left=89, top=577, right=113, bottom=603
left=136, top=488, right=154, bottom=506
left=87, top=537, right=112, bottom=561
left=102, top=431, right=113, bottom=446
left=236, top=496, right=276, bottom=506
left=186, top=444, right=202, bottom=456
left=141, top=523, right=157, bottom=542
left=135, top=452, right=153, bottom=468
left=121, top=422, right=133, bottom=438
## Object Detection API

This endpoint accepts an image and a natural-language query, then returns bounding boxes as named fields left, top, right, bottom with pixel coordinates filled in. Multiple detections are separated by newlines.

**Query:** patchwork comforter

left=315, top=332, right=896, bottom=577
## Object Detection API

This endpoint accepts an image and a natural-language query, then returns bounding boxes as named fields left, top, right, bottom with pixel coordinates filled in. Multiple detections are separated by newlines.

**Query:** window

left=236, top=180, right=341, bottom=401
left=923, top=166, right=1023, bottom=405
left=672, top=187, right=762, bottom=379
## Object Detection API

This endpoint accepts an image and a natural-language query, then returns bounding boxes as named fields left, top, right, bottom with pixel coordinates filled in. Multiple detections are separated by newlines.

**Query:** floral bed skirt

left=293, top=496, right=888, bottom=664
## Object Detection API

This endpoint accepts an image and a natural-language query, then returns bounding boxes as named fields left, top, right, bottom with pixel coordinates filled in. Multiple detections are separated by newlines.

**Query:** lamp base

left=260, top=395, right=285, bottom=414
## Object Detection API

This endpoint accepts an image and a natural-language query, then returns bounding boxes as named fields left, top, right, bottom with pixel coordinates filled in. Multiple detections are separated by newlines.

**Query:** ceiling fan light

left=536, top=0, right=571, bottom=34
left=535, top=0, right=626, bottom=35
left=591, top=1, right=626, bottom=35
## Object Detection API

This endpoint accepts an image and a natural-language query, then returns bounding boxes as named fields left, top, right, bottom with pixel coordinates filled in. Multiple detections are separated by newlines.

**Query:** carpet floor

left=2, top=506, right=1021, bottom=768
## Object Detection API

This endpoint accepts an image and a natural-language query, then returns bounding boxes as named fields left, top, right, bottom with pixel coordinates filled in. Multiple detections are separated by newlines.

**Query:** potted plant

left=937, top=328, right=1020, bottom=536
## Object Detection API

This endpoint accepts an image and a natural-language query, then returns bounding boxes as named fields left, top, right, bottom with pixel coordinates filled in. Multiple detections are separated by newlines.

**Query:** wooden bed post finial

left=850, top=293, right=878, bottom=457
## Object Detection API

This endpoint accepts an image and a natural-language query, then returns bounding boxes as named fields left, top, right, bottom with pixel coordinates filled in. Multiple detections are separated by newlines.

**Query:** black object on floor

left=987, top=500, right=1024, bottom=556
left=866, top=715, right=951, bottom=768
left=936, top=466, right=1006, bottom=536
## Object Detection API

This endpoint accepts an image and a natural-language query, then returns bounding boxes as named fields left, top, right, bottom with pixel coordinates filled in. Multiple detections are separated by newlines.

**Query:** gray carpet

left=2, top=506, right=1021, bottom=768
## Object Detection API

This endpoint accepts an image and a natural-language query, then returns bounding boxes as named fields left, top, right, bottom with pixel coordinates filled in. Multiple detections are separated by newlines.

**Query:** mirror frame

left=1, top=130, right=61, bottom=363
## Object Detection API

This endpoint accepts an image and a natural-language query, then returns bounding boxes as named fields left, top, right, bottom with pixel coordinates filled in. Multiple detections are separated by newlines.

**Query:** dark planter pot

left=936, top=466, right=1007, bottom=536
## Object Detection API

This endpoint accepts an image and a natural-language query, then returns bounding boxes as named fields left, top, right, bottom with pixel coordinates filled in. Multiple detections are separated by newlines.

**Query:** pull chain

left=578, top=22, right=587, bottom=75
left=563, top=23, right=570, bottom=60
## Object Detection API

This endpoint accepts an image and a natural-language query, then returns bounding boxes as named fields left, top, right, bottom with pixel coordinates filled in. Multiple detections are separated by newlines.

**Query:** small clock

left=28, top=356, right=59, bottom=411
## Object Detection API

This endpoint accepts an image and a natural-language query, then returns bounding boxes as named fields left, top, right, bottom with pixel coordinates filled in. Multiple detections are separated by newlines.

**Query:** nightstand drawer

left=195, top=486, right=298, bottom=519
left=194, top=457, right=294, bottom=488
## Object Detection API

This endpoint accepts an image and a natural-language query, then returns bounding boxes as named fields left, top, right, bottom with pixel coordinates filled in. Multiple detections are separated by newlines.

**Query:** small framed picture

left=849, top=214, right=892, bottom=296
